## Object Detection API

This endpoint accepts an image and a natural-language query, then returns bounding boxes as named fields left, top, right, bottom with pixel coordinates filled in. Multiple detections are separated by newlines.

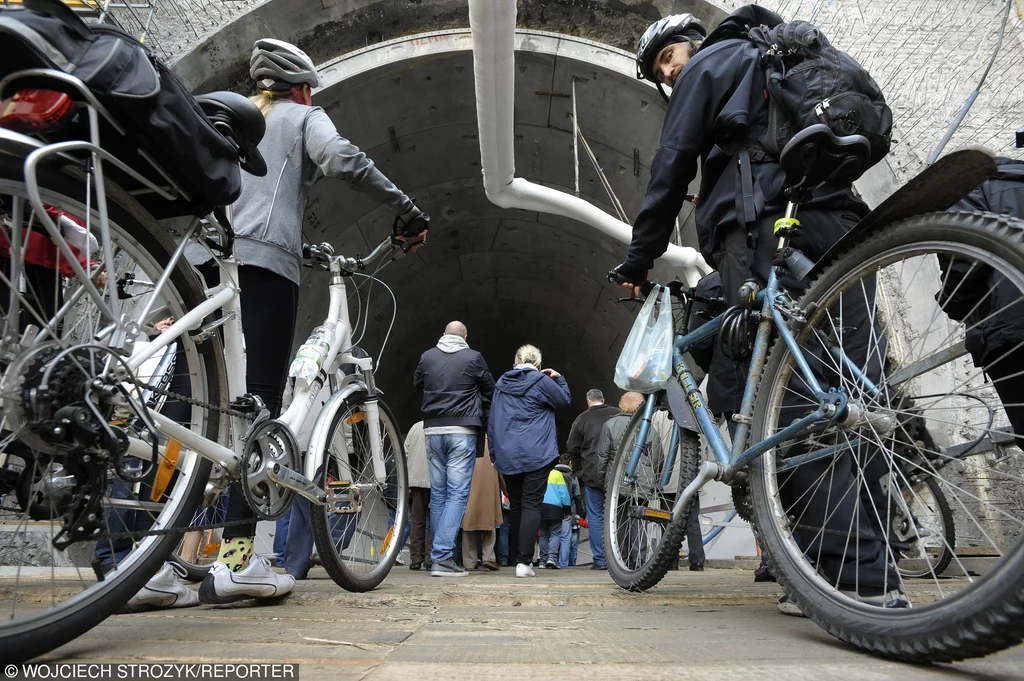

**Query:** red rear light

left=0, top=89, right=74, bottom=133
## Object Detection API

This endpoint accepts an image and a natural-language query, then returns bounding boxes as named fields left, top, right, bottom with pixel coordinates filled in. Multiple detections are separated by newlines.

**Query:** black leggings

left=199, top=264, right=299, bottom=539
left=504, top=459, right=557, bottom=566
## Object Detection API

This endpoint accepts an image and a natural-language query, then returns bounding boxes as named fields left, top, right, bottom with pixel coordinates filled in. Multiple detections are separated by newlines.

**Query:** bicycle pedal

left=627, top=505, right=671, bottom=524
left=326, top=480, right=362, bottom=514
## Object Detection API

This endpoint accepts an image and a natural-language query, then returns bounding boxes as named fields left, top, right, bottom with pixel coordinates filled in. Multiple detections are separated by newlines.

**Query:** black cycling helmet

left=636, top=13, right=707, bottom=83
left=250, top=38, right=322, bottom=92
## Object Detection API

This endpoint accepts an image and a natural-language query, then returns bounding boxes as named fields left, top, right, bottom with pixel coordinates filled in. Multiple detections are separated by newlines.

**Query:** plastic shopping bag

left=614, top=285, right=674, bottom=393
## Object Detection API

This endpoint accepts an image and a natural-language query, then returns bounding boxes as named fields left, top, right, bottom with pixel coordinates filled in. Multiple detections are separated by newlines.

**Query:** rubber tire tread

left=749, top=211, right=1024, bottom=662
left=310, top=394, right=408, bottom=592
left=606, top=404, right=701, bottom=592
left=0, top=156, right=221, bottom=662
left=896, top=476, right=956, bottom=580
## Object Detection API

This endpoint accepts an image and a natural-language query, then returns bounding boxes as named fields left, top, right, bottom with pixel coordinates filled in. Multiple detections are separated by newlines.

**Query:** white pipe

left=467, top=0, right=708, bottom=283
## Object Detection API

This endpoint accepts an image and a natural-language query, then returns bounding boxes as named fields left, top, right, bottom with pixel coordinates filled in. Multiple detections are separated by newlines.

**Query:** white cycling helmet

left=636, top=13, right=707, bottom=82
left=250, top=38, right=322, bottom=91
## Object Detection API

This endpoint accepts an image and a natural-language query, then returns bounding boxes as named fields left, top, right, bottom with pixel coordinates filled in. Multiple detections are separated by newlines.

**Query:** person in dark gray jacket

left=566, top=389, right=619, bottom=569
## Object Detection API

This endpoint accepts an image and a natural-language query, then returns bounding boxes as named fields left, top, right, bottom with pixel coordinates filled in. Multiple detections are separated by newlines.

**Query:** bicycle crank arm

left=671, top=461, right=721, bottom=522
left=266, top=463, right=327, bottom=504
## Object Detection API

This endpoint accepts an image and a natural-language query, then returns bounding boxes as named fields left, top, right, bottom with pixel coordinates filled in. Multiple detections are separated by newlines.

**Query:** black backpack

left=746, top=20, right=893, bottom=169
left=0, top=0, right=241, bottom=218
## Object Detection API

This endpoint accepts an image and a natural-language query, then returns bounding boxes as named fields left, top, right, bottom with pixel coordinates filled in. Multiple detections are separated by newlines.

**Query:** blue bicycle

left=605, top=126, right=1024, bottom=662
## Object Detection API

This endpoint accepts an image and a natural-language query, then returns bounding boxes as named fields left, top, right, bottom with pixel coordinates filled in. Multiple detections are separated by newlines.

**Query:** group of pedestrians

left=411, top=323, right=707, bottom=577
left=413, top=323, right=574, bottom=577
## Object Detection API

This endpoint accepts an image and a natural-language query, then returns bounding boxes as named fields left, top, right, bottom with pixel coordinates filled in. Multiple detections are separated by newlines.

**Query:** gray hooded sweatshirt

left=188, top=101, right=414, bottom=283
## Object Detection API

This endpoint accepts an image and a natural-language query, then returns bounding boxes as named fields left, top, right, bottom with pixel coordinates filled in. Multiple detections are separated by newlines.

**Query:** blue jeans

left=273, top=513, right=290, bottom=567
left=284, top=498, right=356, bottom=579
left=558, top=516, right=572, bottom=567
left=584, top=485, right=606, bottom=567
left=538, top=518, right=561, bottom=563
left=426, top=433, right=477, bottom=563
left=570, top=527, right=580, bottom=566
left=496, top=510, right=510, bottom=565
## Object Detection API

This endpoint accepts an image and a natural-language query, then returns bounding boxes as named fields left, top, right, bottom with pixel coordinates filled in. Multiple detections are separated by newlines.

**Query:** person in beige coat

left=404, top=421, right=432, bottom=570
left=461, top=439, right=503, bottom=570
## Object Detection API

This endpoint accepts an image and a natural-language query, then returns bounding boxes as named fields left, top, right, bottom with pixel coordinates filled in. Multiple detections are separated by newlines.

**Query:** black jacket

left=942, top=158, right=1024, bottom=364
left=624, top=5, right=865, bottom=272
left=414, top=343, right=495, bottom=428
left=567, top=403, right=620, bottom=488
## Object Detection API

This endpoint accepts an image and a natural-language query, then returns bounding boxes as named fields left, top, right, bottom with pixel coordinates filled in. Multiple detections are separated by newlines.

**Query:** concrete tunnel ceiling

left=177, top=1, right=730, bottom=435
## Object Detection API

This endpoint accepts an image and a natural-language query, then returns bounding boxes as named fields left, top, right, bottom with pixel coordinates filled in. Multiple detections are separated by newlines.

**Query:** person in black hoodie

left=612, top=6, right=900, bottom=602
left=414, top=321, right=495, bottom=577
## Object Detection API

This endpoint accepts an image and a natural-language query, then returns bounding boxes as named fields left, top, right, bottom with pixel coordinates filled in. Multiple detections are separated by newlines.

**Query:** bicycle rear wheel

left=749, top=211, right=1024, bottom=662
left=606, top=402, right=700, bottom=591
left=171, top=481, right=230, bottom=582
left=0, top=157, right=222, bottom=661
left=310, top=393, right=408, bottom=592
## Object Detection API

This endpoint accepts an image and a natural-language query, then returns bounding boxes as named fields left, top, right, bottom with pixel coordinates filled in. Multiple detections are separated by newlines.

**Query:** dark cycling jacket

left=623, top=5, right=866, bottom=273
left=941, top=158, right=1024, bottom=364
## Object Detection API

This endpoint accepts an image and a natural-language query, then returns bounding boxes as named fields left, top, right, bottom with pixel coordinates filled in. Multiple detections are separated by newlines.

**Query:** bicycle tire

left=749, top=211, right=1024, bottom=662
left=0, top=156, right=222, bottom=661
left=310, top=393, right=408, bottom=592
left=895, top=475, right=956, bottom=580
left=606, top=402, right=700, bottom=591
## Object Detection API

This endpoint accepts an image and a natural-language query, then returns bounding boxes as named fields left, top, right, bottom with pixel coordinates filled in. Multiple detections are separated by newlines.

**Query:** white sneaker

left=776, top=594, right=804, bottom=617
left=199, top=555, right=295, bottom=604
left=516, top=563, right=536, bottom=578
left=121, top=562, right=199, bottom=613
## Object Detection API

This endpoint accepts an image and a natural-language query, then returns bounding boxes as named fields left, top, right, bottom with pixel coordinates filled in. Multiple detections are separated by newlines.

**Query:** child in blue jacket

left=538, top=466, right=572, bottom=569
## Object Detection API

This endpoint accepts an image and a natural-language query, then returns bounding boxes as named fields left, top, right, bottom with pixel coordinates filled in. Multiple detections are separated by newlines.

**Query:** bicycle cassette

left=240, top=419, right=298, bottom=520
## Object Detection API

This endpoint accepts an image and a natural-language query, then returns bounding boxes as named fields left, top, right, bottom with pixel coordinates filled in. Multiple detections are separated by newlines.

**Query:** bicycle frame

left=2, top=65, right=391, bottom=510
left=121, top=236, right=391, bottom=506
left=622, top=208, right=858, bottom=524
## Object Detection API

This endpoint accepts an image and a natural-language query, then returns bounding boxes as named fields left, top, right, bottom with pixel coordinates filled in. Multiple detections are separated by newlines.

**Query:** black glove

left=394, top=204, right=430, bottom=239
left=608, top=261, right=648, bottom=287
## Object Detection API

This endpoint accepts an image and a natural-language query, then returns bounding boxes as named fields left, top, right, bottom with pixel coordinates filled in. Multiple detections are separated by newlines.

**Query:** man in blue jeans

left=567, top=389, right=621, bottom=569
left=414, top=321, right=495, bottom=577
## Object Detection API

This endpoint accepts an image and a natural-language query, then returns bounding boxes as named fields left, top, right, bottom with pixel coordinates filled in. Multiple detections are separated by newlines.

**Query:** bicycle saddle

left=779, top=124, right=871, bottom=196
left=195, top=91, right=267, bottom=178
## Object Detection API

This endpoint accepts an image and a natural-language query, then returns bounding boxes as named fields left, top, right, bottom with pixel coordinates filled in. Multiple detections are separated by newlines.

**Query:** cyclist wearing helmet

left=122, top=38, right=430, bottom=611
left=613, top=5, right=900, bottom=606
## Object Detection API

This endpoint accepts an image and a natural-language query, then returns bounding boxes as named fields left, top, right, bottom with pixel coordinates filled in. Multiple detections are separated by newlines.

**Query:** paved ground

left=37, top=566, right=1024, bottom=680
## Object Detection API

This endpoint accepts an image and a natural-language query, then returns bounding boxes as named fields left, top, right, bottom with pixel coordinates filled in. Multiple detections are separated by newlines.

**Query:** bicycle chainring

left=240, top=419, right=298, bottom=521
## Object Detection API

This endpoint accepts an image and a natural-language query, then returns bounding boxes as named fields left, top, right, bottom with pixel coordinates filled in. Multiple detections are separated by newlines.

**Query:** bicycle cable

left=352, top=271, right=398, bottom=375
left=352, top=255, right=393, bottom=347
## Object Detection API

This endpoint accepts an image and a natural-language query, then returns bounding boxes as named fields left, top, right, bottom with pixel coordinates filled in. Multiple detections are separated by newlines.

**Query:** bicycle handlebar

left=302, top=236, right=400, bottom=273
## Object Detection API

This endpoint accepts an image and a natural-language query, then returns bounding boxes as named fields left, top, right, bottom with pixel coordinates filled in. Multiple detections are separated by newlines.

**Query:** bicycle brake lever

left=616, top=296, right=645, bottom=304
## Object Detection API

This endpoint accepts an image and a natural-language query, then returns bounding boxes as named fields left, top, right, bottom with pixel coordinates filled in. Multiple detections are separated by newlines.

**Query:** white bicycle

left=0, top=68, right=411, bottom=661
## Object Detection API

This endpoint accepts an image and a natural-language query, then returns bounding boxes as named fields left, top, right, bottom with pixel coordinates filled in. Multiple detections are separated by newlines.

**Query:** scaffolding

left=3, top=0, right=264, bottom=60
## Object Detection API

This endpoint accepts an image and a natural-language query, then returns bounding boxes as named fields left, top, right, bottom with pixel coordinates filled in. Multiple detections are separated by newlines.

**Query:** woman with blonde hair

left=186, top=38, right=429, bottom=603
left=487, top=345, right=572, bottom=577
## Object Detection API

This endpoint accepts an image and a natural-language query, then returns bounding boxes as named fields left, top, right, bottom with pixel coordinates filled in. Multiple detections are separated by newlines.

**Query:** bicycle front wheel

left=310, top=393, right=408, bottom=592
left=0, top=157, right=224, bottom=660
left=749, top=211, right=1024, bottom=662
left=606, top=403, right=700, bottom=591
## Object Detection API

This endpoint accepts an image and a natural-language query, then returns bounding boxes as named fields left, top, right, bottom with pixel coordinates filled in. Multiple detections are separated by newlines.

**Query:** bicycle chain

left=82, top=381, right=260, bottom=542
left=134, top=379, right=255, bottom=421
left=93, top=517, right=257, bottom=543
